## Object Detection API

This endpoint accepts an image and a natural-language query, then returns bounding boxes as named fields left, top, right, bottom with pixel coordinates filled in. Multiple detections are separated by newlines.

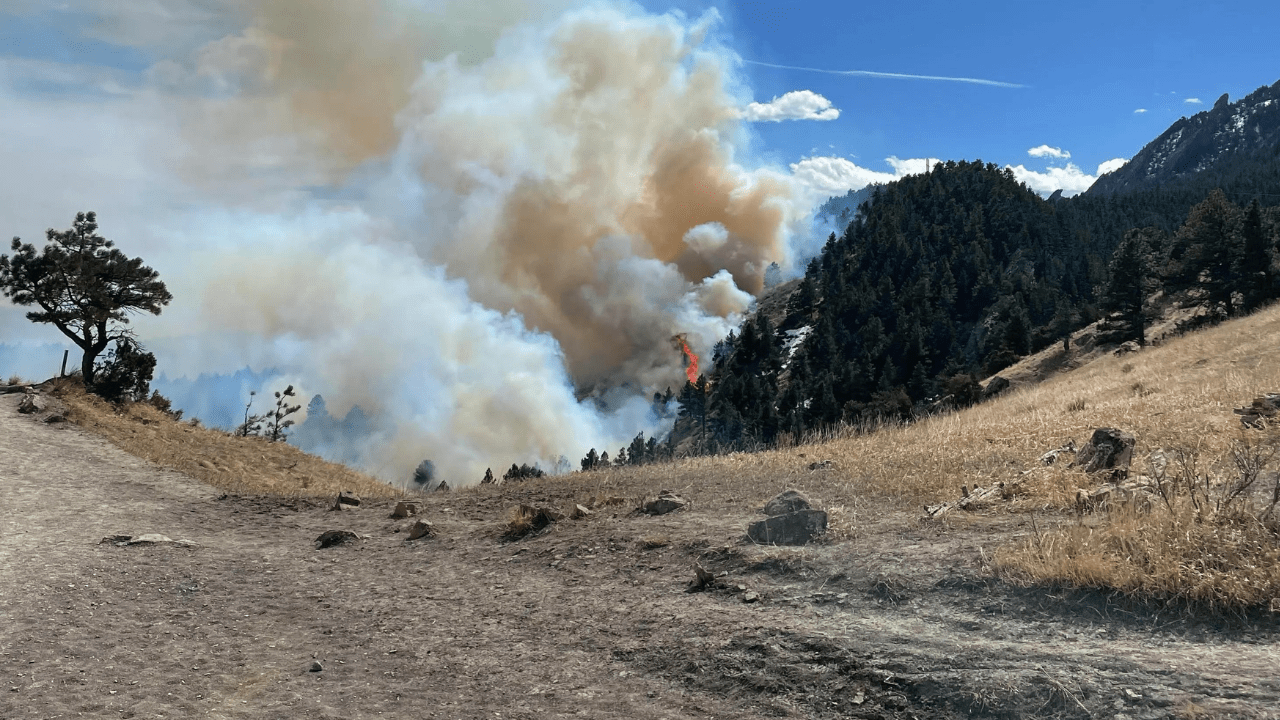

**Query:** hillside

left=5, top=299, right=1280, bottom=719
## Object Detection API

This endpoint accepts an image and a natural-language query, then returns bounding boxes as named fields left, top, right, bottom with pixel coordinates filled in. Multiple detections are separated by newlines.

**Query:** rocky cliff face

left=1089, top=79, right=1280, bottom=195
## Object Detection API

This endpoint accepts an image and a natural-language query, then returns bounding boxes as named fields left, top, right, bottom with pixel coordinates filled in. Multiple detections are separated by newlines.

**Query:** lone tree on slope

left=0, top=212, right=171, bottom=385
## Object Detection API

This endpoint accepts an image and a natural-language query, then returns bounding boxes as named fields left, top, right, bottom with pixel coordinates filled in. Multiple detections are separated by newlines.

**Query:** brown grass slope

left=51, top=380, right=401, bottom=500
left=51, top=300, right=1280, bottom=611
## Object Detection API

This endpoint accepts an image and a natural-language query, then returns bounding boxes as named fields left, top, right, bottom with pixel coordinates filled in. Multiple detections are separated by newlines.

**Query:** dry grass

left=7, top=374, right=23, bottom=386
left=50, top=379, right=401, bottom=499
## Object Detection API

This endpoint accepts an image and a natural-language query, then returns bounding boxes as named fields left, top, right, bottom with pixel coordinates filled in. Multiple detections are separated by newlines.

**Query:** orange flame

left=673, top=334, right=699, bottom=384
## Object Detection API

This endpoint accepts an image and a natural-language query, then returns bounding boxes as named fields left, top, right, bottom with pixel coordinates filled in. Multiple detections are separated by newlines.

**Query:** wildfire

left=672, top=334, right=699, bottom=384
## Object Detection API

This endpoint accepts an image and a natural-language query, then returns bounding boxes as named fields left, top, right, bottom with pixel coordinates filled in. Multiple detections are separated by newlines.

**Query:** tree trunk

left=81, top=350, right=96, bottom=385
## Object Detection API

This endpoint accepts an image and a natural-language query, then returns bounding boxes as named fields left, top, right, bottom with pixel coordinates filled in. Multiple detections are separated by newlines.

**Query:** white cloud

left=1027, top=144, right=1070, bottom=159
left=1185, top=97, right=1203, bottom=105
left=1006, top=156, right=1129, bottom=197
left=1134, top=108, right=1147, bottom=113
left=1007, top=163, right=1095, bottom=197
left=789, top=155, right=938, bottom=200
left=741, top=90, right=840, bottom=122
left=1096, top=157, right=1127, bottom=176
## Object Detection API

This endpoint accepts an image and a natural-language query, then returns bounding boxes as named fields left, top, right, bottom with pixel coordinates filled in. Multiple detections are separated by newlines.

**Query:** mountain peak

left=1088, top=79, right=1280, bottom=196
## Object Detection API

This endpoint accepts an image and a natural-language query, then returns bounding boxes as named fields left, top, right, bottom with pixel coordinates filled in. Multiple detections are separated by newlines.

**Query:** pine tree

left=1099, top=229, right=1152, bottom=346
left=1239, top=199, right=1274, bottom=312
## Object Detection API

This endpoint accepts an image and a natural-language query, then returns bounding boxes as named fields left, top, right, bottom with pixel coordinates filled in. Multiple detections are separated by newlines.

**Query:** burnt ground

left=2, top=393, right=1278, bottom=720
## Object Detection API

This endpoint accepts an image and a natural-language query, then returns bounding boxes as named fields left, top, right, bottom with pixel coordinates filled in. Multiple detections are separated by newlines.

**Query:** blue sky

left=673, top=0, right=1280, bottom=194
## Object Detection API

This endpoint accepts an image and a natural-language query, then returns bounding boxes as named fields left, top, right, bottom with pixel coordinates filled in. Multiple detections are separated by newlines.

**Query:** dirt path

left=2, top=395, right=1278, bottom=719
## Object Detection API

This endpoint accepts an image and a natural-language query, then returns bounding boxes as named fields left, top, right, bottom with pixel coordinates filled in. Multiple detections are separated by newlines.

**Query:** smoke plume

left=28, top=1, right=814, bottom=484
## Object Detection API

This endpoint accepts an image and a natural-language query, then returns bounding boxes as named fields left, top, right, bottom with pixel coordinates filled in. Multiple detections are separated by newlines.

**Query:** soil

left=3, top=393, right=1279, bottom=720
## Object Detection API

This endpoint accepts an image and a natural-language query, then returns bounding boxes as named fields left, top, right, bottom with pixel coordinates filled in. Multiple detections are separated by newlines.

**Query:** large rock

left=762, top=489, right=813, bottom=516
left=643, top=490, right=688, bottom=515
left=746, top=509, right=828, bottom=546
left=981, top=376, right=1010, bottom=400
left=1074, top=427, right=1136, bottom=478
left=17, top=393, right=47, bottom=414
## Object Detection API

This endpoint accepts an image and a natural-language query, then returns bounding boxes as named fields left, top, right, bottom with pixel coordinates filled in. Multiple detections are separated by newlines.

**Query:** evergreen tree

left=1239, top=199, right=1275, bottom=312
left=1099, top=228, right=1153, bottom=345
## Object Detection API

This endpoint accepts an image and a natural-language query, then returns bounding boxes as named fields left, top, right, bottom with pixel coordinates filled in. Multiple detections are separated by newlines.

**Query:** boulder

left=746, top=509, right=828, bottom=546
left=315, top=530, right=360, bottom=549
left=407, top=519, right=436, bottom=540
left=335, top=490, right=361, bottom=507
left=391, top=501, right=421, bottom=519
left=643, top=490, right=688, bottom=515
left=981, top=376, right=1010, bottom=399
left=17, top=393, right=47, bottom=414
left=1074, top=427, right=1136, bottom=478
left=1113, top=340, right=1141, bottom=356
left=762, top=489, right=813, bottom=516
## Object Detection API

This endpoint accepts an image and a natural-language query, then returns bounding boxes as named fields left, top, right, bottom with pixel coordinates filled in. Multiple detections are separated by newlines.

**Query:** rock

left=335, top=490, right=361, bottom=507
left=99, top=533, right=197, bottom=547
left=1074, top=427, right=1136, bottom=478
left=1113, top=340, right=1141, bottom=356
left=807, top=460, right=833, bottom=470
left=315, top=530, right=360, bottom=549
left=746, top=509, right=828, bottom=546
left=407, top=519, right=436, bottom=540
left=43, top=414, right=68, bottom=424
left=569, top=504, right=593, bottom=519
left=391, top=501, right=421, bottom=519
left=742, top=591, right=760, bottom=603
left=643, top=490, right=688, bottom=515
left=480, top=468, right=497, bottom=485
left=762, top=489, right=813, bottom=516
left=981, top=376, right=1010, bottom=399
left=1234, top=393, right=1280, bottom=428
left=17, top=393, right=47, bottom=414
left=309, top=661, right=324, bottom=673
left=433, top=480, right=450, bottom=493
left=687, top=562, right=719, bottom=592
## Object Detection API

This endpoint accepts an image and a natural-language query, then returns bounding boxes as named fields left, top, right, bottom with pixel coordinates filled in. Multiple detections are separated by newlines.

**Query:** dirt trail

left=2, top=394, right=1278, bottom=719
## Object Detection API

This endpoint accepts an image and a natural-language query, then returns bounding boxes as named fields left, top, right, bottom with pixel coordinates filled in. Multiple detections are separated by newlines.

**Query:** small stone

left=569, top=504, right=593, bottom=519
left=391, top=501, right=421, bottom=519
left=314, top=530, right=360, bottom=549
left=742, top=591, right=760, bottom=603
left=336, top=490, right=361, bottom=507
left=407, top=519, right=436, bottom=541
left=309, top=661, right=323, bottom=673
left=43, top=414, right=68, bottom=424
left=643, top=491, right=688, bottom=515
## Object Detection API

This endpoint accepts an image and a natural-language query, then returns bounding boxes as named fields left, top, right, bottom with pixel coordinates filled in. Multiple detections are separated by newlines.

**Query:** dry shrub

left=996, top=432, right=1280, bottom=611
left=49, top=378, right=399, bottom=499
left=7, top=374, right=22, bottom=386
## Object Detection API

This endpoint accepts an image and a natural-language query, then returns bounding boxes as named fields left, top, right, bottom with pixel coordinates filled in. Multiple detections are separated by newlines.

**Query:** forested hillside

left=667, top=161, right=1280, bottom=457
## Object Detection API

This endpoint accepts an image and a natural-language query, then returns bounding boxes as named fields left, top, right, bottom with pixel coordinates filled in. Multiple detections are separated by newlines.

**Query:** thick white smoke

left=6, top=1, right=817, bottom=485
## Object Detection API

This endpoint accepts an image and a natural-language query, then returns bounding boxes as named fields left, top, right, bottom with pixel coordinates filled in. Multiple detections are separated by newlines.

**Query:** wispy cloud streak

left=745, top=60, right=1024, bottom=88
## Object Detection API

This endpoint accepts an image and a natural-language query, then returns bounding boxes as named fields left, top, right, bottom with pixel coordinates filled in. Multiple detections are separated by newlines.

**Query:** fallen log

left=924, top=480, right=1022, bottom=520
left=1234, top=393, right=1280, bottom=428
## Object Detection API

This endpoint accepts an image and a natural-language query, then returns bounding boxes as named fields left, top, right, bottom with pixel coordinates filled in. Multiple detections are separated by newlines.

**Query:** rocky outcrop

left=1234, top=393, right=1280, bottom=428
